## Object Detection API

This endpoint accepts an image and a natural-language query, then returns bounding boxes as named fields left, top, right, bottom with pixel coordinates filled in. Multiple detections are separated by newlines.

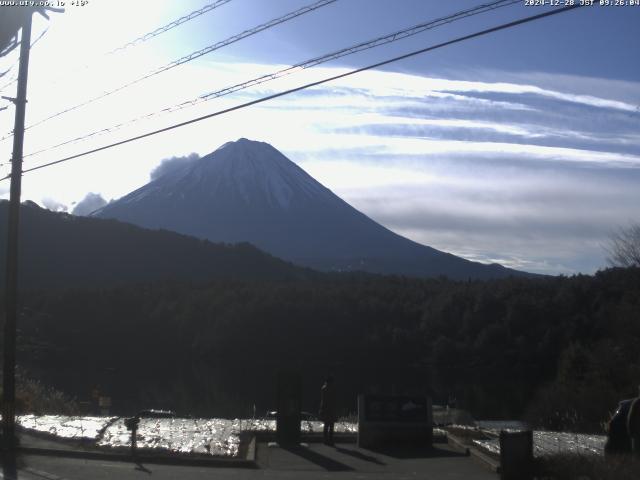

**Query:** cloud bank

left=41, top=198, right=68, bottom=213
left=244, top=66, right=640, bottom=274
left=150, top=153, right=200, bottom=181
left=72, top=192, right=108, bottom=216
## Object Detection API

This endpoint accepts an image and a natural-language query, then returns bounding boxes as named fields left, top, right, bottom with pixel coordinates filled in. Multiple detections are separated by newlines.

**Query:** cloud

left=199, top=65, right=640, bottom=274
left=296, top=134, right=640, bottom=168
left=15, top=61, right=639, bottom=275
left=354, top=70, right=640, bottom=113
left=497, top=71, right=640, bottom=106
left=434, top=81, right=639, bottom=113
left=241, top=67, right=638, bottom=167
left=300, top=157, right=640, bottom=275
left=149, top=153, right=200, bottom=181
left=72, top=192, right=108, bottom=216
left=41, top=198, right=68, bottom=212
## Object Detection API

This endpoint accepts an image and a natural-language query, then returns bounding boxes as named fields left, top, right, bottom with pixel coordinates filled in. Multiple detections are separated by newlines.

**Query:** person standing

left=627, top=385, right=640, bottom=455
left=319, top=376, right=337, bottom=446
left=605, top=399, right=633, bottom=456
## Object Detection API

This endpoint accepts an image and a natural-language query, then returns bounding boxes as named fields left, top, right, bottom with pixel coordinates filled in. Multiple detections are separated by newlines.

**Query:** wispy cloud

left=13, top=59, right=639, bottom=275
left=430, top=79, right=639, bottom=113
left=271, top=66, right=640, bottom=274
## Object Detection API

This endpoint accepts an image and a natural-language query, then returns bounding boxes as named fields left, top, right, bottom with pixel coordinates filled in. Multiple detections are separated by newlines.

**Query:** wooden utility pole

left=2, top=11, right=32, bottom=449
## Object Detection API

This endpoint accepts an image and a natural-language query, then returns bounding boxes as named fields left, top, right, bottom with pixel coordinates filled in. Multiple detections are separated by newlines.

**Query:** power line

left=4, top=4, right=583, bottom=182
left=0, top=0, right=233, bottom=97
left=0, top=26, right=49, bottom=95
left=0, top=0, right=337, bottom=142
left=106, top=0, right=234, bottom=55
left=0, top=66, right=19, bottom=93
left=22, top=0, right=521, bottom=159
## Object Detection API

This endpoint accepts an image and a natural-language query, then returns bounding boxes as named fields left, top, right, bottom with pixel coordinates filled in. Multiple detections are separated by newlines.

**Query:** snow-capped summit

left=95, top=138, right=525, bottom=279
left=146, top=138, right=329, bottom=210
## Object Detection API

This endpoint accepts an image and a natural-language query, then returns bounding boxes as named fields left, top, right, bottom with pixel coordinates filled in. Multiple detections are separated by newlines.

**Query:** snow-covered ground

left=99, top=418, right=357, bottom=457
left=16, top=415, right=606, bottom=458
left=15, top=415, right=357, bottom=457
left=447, top=423, right=606, bottom=458
left=473, top=430, right=606, bottom=457
left=18, top=415, right=116, bottom=441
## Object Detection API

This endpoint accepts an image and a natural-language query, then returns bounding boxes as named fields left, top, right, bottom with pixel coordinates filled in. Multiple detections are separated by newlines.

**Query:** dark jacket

left=605, top=399, right=633, bottom=455
left=319, top=382, right=337, bottom=422
left=628, top=397, right=640, bottom=438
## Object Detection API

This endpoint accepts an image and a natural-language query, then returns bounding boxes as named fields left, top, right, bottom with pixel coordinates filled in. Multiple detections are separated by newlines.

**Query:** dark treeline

left=0, top=201, right=312, bottom=290
left=12, top=267, right=640, bottom=432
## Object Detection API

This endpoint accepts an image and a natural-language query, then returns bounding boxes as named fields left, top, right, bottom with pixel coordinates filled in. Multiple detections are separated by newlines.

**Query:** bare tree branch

left=606, top=224, right=640, bottom=268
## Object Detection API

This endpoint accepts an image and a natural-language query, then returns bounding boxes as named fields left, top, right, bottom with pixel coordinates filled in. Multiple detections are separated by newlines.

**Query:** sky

left=0, top=0, right=638, bottom=275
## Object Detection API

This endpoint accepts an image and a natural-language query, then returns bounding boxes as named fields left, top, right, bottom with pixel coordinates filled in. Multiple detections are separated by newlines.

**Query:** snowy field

left=16, top=415, right=357, bottom=457
left=18, top=415, right=114, bottom=441
left=16, top=415, right=606, bottom=458
left=473, top=430, right=606, bottom=457
left=448, top=423, right=606, bottom=458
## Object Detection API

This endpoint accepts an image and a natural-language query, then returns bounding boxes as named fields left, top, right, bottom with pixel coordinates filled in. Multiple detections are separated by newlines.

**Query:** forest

left=8, top=266, right=640, bottom=433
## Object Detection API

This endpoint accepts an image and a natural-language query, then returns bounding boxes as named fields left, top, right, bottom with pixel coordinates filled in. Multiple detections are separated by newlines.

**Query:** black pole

left=131, top=422, right=138, bottom=459
left=2, top=11, right=32, bottom=449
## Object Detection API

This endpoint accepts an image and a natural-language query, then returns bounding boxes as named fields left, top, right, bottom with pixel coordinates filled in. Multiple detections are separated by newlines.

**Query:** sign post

left=276, top=371, right=302, bottom=446
left=358, top=394, right=432, bottom=449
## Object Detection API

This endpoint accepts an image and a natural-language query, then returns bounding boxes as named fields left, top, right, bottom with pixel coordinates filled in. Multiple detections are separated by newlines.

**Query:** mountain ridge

left=0, top=200, right=309, bottom=290
left=95, top=138, right=531, bottom=280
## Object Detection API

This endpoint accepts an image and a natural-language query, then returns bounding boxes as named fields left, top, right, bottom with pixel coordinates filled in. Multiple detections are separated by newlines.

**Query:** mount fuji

left=94, top=138, right=526, bottom=279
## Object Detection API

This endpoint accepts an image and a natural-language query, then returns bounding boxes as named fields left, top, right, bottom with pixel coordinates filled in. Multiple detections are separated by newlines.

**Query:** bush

left=524, top=341, right=638, bottom=434
left=0, top=374, right=79, bottom=415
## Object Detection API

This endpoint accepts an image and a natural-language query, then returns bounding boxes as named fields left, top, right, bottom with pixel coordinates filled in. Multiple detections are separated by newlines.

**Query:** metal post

left=131, top=422, right=138, bottom=458
left=2, top=12, right=32, bottom=449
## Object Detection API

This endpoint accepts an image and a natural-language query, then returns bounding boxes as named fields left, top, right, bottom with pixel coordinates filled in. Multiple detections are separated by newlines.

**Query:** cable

left=22, top=0, right=521, bottom=159
left=30, top=25, right=49, bottom=48
left=0, top=26, right=49, bottom=95
left=24, top=0, right=518, bottom=158
left=0, top=38, right=18, bottom=58
left=106, top=0, right=233, bottom=55
left=2, top=4, right=583, bottom=182
left=0, top=68, right=18, bottom=89
left=28, top=0, right=236, bottom=92
left=14, top=4, right=583, bottom=177
left=1, top=0, right=337, bottom=141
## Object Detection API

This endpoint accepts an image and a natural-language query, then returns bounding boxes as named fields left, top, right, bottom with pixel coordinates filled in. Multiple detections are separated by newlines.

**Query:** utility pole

left=2, top=11, right=32, bottom=449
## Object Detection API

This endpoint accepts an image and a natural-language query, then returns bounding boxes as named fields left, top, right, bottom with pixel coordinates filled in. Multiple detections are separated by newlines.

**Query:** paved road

left=1, top=443, right=497, bottom=480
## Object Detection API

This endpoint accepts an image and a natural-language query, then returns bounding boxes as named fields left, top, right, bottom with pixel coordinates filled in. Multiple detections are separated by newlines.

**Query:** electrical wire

left=1, top=0, right=337, bottom=142
left=1, top=4, right=583, bottom=182
left=0, top=37, right=19, bottom=58
left=0, top=26, right=49, bottom=95
left=1, top=0, right=235, bottom=96
left=22, top=0, right=521, bottom=160
left=106, top=0, right=234, bottom=55
left=26, top=0, right=237, bottom=94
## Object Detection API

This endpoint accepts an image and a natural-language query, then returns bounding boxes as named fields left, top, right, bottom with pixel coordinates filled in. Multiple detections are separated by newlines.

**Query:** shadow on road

left=1, top=450, right=19, bottom=479
left=135, top=461, right=152, bottom=474
left=334, top=446, right=386, bottom=465
left=280, top=445, right=354, bottom=471
left=368, top=444, right=468, bottom=459
left=0, top=450, right=24, bottom=480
